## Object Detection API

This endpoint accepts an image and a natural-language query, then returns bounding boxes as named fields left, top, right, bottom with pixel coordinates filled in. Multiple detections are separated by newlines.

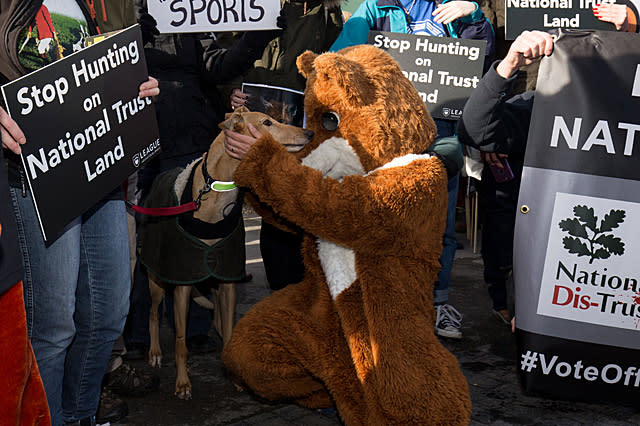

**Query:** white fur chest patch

left=303, top=137, right=361, bottom=299
left=317, top=238, right=356, bottom=299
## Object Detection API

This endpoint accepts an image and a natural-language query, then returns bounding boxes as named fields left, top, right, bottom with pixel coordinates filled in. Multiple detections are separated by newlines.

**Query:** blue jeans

left=433, top=174, right=459, bottom=304
left=433, top=119, right=459, bottom=305
left=10, top=189, right=130, bottom=426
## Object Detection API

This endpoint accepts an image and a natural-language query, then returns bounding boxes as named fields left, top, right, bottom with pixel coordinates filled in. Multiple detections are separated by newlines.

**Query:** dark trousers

left=260, top=222, right=305, bottom=291
left=479, top=155, right=523, bottom=311
left=123, top=154, right=213, bottom=346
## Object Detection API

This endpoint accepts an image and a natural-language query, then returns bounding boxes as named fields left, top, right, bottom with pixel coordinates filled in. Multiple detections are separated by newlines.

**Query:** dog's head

left=220, top=106, right=313, bottom=153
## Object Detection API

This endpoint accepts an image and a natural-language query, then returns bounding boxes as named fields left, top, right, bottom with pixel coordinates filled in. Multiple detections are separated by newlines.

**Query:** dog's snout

left=304, top=129, right=314, bottom=140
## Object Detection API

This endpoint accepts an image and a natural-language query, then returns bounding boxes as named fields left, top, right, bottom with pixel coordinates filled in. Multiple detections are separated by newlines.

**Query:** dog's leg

left=174, top=285, right=192, bottom=399
left=218, top=283, right=236, bottom=347
left=148, top=274, right=165, bottom=368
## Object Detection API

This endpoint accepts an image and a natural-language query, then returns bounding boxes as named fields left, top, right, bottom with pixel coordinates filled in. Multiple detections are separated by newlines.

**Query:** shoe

left=434, top=304, right=463, bottom=340
left=492, top=309, right=511, bottom=325
left=96, top=389, right=128, bottom=424
left=187, top=333, right=222, bottom=355
left=104, top=363, right=159, bottom=397
left=122, top=342, right=147, bottom=361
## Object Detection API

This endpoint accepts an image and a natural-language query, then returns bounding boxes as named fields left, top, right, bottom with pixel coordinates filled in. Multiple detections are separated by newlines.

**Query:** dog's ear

left=223, top=105, right=249, bottom=121
left=219, top=112, right=246, bottom=132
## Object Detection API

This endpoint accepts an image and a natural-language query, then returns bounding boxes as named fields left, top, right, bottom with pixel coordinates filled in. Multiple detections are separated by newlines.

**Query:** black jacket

left=457, top=61, right=534, bottom=156
left=136, top=0, right=273, bottom=159
left=144, top=32, right=267, bottom=159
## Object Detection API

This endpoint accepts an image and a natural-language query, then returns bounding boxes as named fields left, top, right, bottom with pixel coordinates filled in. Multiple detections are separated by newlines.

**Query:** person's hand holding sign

left=139, top=76, right=160, bottom=98
left=432, top=1, right=477, bottom=24
left=0, top=106, right=26, bottom=155
left=496, top=30, right=554, bottom=79
left=594, top=3, right=629, bottom=31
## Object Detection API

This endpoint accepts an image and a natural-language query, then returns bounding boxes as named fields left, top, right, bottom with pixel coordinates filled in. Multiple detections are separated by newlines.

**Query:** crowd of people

left=0, top=0, right=636, bottom=425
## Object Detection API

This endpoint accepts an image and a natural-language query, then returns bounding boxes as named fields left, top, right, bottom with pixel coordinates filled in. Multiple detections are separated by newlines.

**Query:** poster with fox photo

left=241, top=83, right=305, bottom=127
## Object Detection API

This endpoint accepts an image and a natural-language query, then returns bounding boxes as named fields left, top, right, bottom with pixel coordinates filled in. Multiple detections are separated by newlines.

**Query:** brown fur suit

left=222, top=45, right=471, bottom=425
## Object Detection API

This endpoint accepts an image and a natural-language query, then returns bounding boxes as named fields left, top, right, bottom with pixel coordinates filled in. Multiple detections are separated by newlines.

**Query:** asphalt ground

left=117, top=211, right=640, bottom=426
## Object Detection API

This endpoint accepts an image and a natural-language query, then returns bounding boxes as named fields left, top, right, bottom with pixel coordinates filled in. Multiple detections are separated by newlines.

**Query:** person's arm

left=457, top=30, right=553, bottom=155
left=436, top=1, right=495, bottom=69
left=201, top=22, right=284, bottom=85
left=329, top=0, right=376, bottom=52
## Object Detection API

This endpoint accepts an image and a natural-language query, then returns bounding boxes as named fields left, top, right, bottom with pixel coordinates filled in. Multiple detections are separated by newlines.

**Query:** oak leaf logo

left=558, top=205, right=625, bottom=264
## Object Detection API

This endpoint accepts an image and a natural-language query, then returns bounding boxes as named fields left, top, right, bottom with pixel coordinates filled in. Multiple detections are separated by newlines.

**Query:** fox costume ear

left=311, top=52, right=376, bottom=107
left=297, top=51, right=318, bottom=79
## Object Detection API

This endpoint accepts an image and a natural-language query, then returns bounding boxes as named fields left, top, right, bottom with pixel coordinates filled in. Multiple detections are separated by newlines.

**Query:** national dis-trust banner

left=514, top=29, right=640, bottom=403
left=1, top=25, right=160, bottom=241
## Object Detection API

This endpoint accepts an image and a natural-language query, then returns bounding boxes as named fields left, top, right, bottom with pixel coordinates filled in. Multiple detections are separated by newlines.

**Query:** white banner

left=148, top=0, right=280, bottom=33
left=537, top=192, right=640, bottom=331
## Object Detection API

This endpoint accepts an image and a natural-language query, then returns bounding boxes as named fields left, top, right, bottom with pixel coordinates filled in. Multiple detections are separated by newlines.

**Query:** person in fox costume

left=222, top=44, right=471, bottom=425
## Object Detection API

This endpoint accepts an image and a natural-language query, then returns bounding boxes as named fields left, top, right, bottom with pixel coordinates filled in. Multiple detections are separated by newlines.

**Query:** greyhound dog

left=139, top=107, right=312, bottom=399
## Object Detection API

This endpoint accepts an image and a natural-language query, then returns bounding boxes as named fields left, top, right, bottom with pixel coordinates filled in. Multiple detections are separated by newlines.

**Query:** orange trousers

left=0, top=281, right=50, bottom=425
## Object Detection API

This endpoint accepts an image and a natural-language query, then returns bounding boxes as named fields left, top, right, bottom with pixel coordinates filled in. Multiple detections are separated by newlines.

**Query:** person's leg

left=0, top=281, right=50, bottom=425
left=10, top=187, right=81, bottom=426
left=433, top=174, right=459, bottom=305
left=479, top=161, right=522, bottom=318
left=123, top=260, right=151, bottom=354
left=62, top=199, right=130, bottom=422
left=259, top=222, right=305, bottom=291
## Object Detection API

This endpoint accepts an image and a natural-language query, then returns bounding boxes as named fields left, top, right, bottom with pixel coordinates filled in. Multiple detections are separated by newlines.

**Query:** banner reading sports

left=505, top=0, right=640, bottom=39
left=513, top=30, right=640, bottom=403
left=367, top=31, right=486, bottom=120
left=147, top=0, right=280, bottom=33
left=1, top=25, right=160, bottom=241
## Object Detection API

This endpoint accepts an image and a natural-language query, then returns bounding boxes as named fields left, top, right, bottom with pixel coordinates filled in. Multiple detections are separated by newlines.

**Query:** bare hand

left=482, top=152, right=507, bottom=168
left=1, top=106, right=26, bottom=154
left=496, top=30, right=554, bottom=79
left=139, top=76, right=159, bottom=98
left=230, top=88, right=248, bottom=110
left=432, top=1, right=477, bottom=25
left=224, top=123, right=263, bottom=160
left=594, top=3, right=629, bottom=31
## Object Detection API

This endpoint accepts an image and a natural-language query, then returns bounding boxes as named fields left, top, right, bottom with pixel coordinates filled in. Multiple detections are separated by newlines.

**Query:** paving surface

left=117, top=211, right=640, bottom=426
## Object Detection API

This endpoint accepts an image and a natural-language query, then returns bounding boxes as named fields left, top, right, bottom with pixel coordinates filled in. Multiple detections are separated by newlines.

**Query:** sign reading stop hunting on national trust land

left=1, top=25, right=160, bottom=241
left=368, top=31, right=486, bottom=120
left=513, top=30, right=640, bottom=403
left=148, top=0, right=281, bottom=33
left=505, top=0, right=631, bottom=39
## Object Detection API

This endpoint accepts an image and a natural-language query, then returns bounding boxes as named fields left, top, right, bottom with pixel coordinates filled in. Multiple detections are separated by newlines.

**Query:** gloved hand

left=138, top=9, right=160, bottom=46
left=241, top=9, right=287, bottom=51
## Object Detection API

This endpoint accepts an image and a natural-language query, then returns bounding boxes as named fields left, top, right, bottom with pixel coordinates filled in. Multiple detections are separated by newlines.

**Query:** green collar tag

left=210, top=181, right=236, bottom=192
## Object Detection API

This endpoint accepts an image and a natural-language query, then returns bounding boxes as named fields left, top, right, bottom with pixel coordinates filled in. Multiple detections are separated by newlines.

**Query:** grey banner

left=514, top=167, right=640, bottom=350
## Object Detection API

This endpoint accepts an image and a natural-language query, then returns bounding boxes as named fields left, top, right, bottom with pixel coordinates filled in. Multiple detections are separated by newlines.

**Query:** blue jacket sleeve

left=330, top=1, right=376, bottom=51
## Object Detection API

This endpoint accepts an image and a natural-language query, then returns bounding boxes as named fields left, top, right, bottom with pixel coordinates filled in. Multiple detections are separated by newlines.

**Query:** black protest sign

left=505, top=0, right=620, bottom=39
left=1, top=25, right=160, bottom=241
left=368, top=31, right=486, bottom=120
left=525, top=30, right=640, bottom=181
left=513, top=30, right=640, bottom=403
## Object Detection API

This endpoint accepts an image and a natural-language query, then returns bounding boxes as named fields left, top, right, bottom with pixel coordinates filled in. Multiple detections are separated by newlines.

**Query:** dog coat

left=139, top=166, right=246, bottom=285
